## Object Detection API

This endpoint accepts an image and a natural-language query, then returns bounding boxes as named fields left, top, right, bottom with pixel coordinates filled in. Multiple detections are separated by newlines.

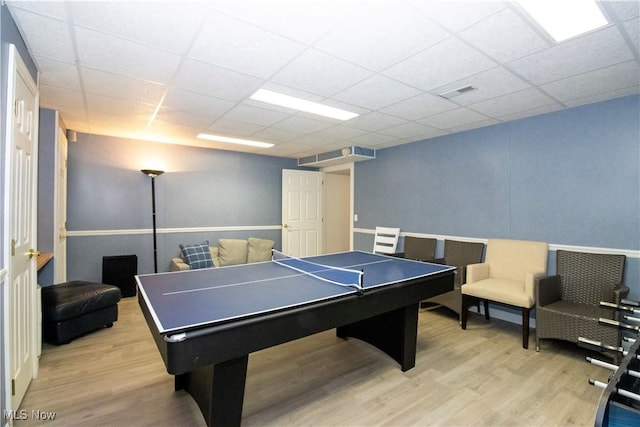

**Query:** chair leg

left=461, top=295, right=468, bottom=330
left=522, top=307, right=530, bottom=349
left=483, top=300, right=490, bottom=320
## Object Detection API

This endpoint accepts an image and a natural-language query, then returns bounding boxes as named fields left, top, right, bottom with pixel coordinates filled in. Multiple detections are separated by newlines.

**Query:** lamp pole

left=141, top=169, right=164, bottom=273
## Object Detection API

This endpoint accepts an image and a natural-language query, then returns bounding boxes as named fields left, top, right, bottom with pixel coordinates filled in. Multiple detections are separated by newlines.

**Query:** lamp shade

left=141, top=169, right=164, bottom=178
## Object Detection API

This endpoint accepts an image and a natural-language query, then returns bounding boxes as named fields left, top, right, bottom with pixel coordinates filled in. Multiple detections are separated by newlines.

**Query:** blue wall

left=66, top=133, right=298, bottom=282
left=354, top=95, right=640, bottom=304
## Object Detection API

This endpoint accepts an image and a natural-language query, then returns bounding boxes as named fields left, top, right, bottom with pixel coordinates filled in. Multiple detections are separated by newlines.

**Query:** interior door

left=5, top=45, right=39, bottom=410
left=281, top=170, right=323, bottom=257
left=54, top=125, right=67, bottom=283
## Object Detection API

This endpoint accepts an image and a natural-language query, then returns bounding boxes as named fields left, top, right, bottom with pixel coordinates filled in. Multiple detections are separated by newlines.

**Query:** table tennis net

left=272, top=250, right=364, bottom=292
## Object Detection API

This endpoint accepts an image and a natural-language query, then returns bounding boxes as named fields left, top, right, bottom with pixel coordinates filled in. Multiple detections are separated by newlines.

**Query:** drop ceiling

left=6, top=0, right=640, bottom=158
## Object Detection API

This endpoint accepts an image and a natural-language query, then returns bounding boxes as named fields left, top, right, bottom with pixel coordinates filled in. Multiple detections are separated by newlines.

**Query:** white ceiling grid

left=5, top=0, right=640, bottom=158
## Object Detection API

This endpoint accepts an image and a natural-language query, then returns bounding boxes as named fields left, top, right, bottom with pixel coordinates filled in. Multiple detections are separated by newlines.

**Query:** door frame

left=320, top=163, right=354, bottom=252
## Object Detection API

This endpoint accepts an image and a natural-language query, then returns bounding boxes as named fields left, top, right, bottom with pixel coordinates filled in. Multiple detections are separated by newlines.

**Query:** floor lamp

left=141, top=169, right=164, bottom=273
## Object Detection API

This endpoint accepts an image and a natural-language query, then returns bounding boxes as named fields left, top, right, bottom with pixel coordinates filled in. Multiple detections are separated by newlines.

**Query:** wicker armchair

left=397, top=236, right=436, bottom=261
left=423, top=240, right=484, bottom=321
left=535, top=250, right=627, bottom=353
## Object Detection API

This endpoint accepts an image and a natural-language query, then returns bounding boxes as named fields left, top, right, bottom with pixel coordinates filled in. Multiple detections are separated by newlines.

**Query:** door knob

left=28, top=248, right=40, bottom=259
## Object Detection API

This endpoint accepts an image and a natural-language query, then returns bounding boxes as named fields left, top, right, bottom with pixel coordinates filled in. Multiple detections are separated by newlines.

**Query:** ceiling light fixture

left=196, top=133, right=274, bottom=148
left=250, top=89, right=359, bottom=121
left=518, top=0, right=608, bottom=42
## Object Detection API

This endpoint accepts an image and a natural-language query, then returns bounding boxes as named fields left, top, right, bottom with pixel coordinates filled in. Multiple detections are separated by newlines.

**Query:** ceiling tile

left=221, top=103, right=291, bottom=127
left=562, top=86, right=640, bottom=108
left=9, top=9, right=75, bottom=63
left=377, top=121, right=440, bottom=139
left=383, top=37, right=497, bottom=91
left=69, top=1, right=208, bottom=54
left=407, top=0, right=506, bottom=32
left=154, top=109, right=216, bottom=130
left=605, top=1, right=640, bottom=21
left=541, top=61, right=640, bottom=103
left=172, top=59, right=264, bottom=102
left=380, top=93, right=458, bottom=120
left=74, top=27, right=182, bottom=84
left=7, top=1, right=68, bottom=19
left=209, top=0, right=364, bottom=45
left=161, top=88, right=236, bottom=116
left=206, top=118, right=267, bottom=137
left=332, top=74, right=421, bottom=110
left=342, top=111, right=408, bottom=132
left=189, top=11, right=306, bottom=79
left=419, top=107, right=491, bottom=130
left=81, top=67, right=166, bottom=103
left=272, top=115, right=335, bottom=133
left=34, top=56, right=81, bottom=91
left=459, top=8, right=550, bottom=62
left=508, top=26, right=635, bottom=85
left=271, top=49, right=371, bottom=96
left=468, top=87, right=559, bottom=118
left=315, top=1, right=448, bottom=71
left=85, top=93, right=156, bottom=117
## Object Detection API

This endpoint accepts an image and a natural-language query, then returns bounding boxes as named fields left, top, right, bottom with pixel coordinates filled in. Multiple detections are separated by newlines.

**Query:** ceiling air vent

left=438, top=85, right=477, bottom=100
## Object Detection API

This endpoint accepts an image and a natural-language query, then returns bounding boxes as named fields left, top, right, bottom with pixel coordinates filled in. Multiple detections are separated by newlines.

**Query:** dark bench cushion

left=42, top=280, right=121, bottom=322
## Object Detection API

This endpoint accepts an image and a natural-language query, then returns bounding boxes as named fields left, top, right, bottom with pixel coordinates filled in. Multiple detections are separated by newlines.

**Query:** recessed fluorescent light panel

left=518, top=0, right=608, bottom=42
left=250, top=89, right=359, bottom=121
left=196, top=133, right=274, bottom=148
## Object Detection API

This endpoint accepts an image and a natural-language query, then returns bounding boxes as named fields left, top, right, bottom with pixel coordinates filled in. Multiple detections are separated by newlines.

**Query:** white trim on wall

left=354, top=227, right=640, bottom=259
left=66, top=225, right=283, bottom=237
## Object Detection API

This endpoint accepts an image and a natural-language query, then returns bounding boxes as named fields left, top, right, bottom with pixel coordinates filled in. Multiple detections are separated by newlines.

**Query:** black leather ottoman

left=41, top=280, right=122, bottom=344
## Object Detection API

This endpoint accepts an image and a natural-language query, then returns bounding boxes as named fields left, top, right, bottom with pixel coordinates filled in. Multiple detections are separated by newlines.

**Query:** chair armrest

left=536, top=275, right=561, bottom=307
left=466, top=263, right=489, bottom=283
left=615, top=284, right=630, bottom=304
left=170, top=257, right=190, bottom=272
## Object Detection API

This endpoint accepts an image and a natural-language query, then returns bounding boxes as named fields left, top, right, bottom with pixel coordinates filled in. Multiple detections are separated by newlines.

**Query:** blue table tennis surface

left=137, top=251, right=454, bottom=334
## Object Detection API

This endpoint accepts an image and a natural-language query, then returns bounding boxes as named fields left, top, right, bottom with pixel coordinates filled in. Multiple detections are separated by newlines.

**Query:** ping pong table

left=137, top=250, right=454, bottom=426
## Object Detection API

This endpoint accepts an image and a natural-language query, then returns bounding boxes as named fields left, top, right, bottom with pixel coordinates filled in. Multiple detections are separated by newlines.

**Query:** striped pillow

left=179, top=240, right=213, bottom=269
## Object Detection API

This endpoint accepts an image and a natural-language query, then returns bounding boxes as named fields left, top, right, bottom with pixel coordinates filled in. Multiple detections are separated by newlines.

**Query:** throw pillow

left=179, top=240, right=214, bottom=269
left=248, top=238, right=275, bottom=263
left=218, top=239, right=248, bottom=266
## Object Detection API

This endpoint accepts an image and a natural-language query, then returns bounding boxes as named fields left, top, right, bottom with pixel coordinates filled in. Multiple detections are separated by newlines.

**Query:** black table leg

left=336, top=303, right=419, bottom=371
left=175, top=355, right=249, bottom=427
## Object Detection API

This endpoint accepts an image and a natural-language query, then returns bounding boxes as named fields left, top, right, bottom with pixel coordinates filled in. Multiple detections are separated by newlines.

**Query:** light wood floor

left=16, top=297, right=612, bottom=426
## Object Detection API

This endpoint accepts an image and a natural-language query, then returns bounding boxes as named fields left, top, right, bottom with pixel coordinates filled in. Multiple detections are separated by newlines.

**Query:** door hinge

left=12, top=378, right=16, bottom=395
left=11, top=239, right=16, bottom=256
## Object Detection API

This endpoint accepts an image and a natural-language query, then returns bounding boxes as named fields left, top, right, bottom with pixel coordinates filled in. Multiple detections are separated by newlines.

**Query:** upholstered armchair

left=461, top=239, right=549, bottom=349
left=424, top=240, right=484, bottom=321
left=535, top=250, right=627, bottom=354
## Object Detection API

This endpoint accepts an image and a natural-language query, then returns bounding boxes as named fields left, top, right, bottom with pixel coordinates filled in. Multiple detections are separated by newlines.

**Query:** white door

left=5, top=45, right=39, bottom=410
left=281, top=170, right=323, bottom=257
left=54, top=125, right=67, bottom=283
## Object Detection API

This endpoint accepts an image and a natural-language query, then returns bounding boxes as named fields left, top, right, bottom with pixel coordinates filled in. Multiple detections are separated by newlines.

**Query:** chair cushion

left=462, top=278, right=533, bottom=308
left=42, top=281, right=121, bottom=322
left=248, top=238, right=275, bottom=263
left=218, top=239, right=248, bottom=266
left=179, top=240, right=214, bottom=269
